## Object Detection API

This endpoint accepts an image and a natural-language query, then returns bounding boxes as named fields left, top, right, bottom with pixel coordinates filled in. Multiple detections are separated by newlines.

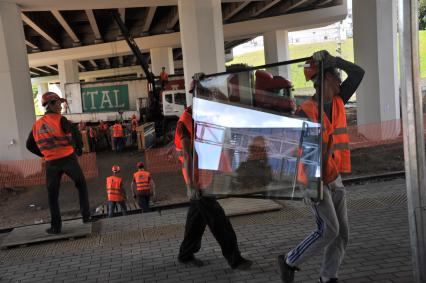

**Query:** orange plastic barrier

left=0, top=153, right=98, bottom=189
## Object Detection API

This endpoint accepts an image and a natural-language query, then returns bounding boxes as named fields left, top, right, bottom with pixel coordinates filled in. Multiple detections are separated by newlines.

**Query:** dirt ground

left=0, top=107, right=408, bottom=229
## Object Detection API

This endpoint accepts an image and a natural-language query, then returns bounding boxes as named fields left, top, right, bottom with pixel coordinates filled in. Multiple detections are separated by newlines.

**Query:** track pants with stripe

left=287, top=175, right=349, bottom=279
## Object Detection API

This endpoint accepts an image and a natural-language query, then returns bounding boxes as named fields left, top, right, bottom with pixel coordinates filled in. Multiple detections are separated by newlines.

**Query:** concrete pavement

left=0, top=178, right=412, bottom=283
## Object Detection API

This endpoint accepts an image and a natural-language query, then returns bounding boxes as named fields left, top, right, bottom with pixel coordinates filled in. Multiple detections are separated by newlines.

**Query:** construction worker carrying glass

left=106, top=165, right=128, bottom=217
left=277, top=50, right=365, bottom=283
left=174, top=74, right=252, bottom=270
left=131, top=162, right=155, bottom=212
left=26, top=92, right=95, bottom=234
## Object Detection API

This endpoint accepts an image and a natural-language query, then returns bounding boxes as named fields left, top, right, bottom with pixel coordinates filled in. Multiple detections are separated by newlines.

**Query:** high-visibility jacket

left=174, top=108, right=213, bottom=189
left=133, top=170, right=151, bottom=191
left=112, top=124, right=124, bottom=138
left=106, top=175, right=124, bottom=202
left=299, top=96, right=350, bottom=185
left=131, top=118, right=138, bottom=132
left=32, top=113, right=74, bottom=161
left=160, top=71, right=168, bottom=81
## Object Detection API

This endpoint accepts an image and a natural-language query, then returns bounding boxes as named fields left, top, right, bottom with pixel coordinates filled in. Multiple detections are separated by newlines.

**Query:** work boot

left=178, top=256, right=204, bottom=267
left=278, top=255, right=299, bottom=283
left=318, top=278, right=338, bottom=283
left=46, top=227, right=61, bottom=234
left=232, top=257, right=253, bottom=271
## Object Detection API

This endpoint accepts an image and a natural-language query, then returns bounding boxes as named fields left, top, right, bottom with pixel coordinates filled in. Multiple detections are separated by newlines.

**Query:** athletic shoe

left=278, top=255, right=299, bottom=283
left=232, top=258, right=253, bottom=270
left=178, top=256, right=204, bottom=267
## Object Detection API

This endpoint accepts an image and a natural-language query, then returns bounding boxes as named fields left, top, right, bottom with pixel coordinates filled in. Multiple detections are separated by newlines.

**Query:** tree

left=420, top=0, right=426, bottom=30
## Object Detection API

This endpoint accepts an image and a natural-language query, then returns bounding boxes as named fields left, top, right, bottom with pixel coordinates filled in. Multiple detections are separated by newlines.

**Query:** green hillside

left=228, top=31, right=426, bottom=89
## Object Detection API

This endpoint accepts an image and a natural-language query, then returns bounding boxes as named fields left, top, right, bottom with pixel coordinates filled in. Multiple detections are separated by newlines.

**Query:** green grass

left=228, top=31, right=426, bottom=89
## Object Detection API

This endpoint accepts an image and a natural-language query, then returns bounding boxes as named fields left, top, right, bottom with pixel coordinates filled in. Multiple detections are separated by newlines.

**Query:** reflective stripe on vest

left=106, top=176, right=124, bottom=202
left=133, top=171, right=151, bottom=191
left=32, top=114, right=74, bottom=161
left=299, top=96, right=350, bottom=184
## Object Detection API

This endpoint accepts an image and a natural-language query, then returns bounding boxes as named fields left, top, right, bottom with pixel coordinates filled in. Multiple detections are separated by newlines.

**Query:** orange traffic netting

left=145, top=145, right=181, bottom=174
left=0, top=153, right=98, bottom=189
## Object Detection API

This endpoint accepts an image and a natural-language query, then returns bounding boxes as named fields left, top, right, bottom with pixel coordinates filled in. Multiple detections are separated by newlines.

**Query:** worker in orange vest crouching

left=174, top=76, right=252, bottom=270
left=131, top=162, right=155, bottom=212
left=106, top=165, right=128, bottom=217
left=277, top=50, right=365, bottom=283
left=26, top=92, right=95, bottom=234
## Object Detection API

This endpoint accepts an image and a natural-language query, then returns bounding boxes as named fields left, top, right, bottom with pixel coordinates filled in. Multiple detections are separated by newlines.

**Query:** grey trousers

left=286, top=175, right=349, bottom=278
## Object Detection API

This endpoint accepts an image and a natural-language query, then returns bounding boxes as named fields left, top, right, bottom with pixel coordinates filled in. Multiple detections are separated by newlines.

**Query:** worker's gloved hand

left=312, top=50, right=336, bottom=69
left=187, top=186, right=202, bottom=201
left=75, top=148, right=83, bottom=156
left=192, top=72, right=205, bottom=81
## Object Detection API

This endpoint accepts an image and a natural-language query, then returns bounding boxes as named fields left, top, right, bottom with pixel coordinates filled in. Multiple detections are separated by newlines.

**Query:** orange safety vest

left=112, top=124, right=124, bottom=138
left=160, top=71, right=168, bottom=81
left=133, top=170, right=151, bottom=191
left=32, top=113, right=74, bottom=161
left=106, top=175, right=124, bottom=202
left=131, top=118, right=138, bottom=132
left=99, top=123, right=108, bottom=132
left=174, top=108, right=213, bottom=189
left=299, top=96, right=350, bottom=185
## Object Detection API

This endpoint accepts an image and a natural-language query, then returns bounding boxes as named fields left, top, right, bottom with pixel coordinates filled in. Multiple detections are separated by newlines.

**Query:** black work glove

left=312, top=50, right=336, bottom=69
left=75, top=148, right=83, bottom=156
left=192, top=72, right=205, bottom=81
left=187, top=186, right=202, bottom=201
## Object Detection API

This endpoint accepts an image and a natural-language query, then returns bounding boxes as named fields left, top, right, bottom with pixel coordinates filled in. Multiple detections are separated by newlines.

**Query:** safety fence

left=144, top=115, right=426, bottom=175
left=0, top=153, right=98, bottom=189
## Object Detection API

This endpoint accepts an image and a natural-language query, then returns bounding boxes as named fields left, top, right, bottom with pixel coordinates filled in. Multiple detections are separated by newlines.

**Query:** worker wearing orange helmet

left=106, top=165, right=128, bottom=217
left=278, top=51, right=364, bottom=283
left=131, top=162, right=155, bottom=212
left=175, top=74, right=252, bottom=270
left=26, top=92, right=94, bottom=234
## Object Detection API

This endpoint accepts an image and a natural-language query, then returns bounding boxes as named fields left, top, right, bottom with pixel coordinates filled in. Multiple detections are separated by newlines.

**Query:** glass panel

left=174, top=92, right=187, bottom=106
left=192, top=61, right=322, bottom=201
left=164, top=93, right=173, bottom=103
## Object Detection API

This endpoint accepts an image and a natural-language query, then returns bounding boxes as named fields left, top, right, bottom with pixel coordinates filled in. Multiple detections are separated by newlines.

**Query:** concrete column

left=58, top=59, right=79, bottom=97
left=150, top=47, right=175, bottom=76
left=178, top=0, right=226, bottom=105
left=0, top=2, right=35, bottom=160
left=353, top=0, right=400, bottom=138
left=263, top=30, right=290, bottom=79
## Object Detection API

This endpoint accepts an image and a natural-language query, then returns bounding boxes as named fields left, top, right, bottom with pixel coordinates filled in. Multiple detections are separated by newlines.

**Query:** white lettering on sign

left=88, top=91, right=97, bottom=110
left=113, top=90, right=125, bottom=108
left=100, top=91, right=113, bottom=109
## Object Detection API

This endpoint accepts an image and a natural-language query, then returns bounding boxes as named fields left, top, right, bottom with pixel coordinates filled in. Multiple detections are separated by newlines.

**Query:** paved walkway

left=0, top=178, right=413, bottom=283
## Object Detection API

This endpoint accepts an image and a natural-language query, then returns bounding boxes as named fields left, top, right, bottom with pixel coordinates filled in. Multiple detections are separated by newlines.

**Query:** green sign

left=81, top=85, right=129, bottom=112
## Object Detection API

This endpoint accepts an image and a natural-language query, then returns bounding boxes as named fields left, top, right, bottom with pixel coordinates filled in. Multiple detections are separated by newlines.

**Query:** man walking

left=26, top=92, right=94, bottom=234
left=175, top=84, right=252, bottom=270
left=112, top=120, right=124, bottom=152
left=277, top=50, right=364, bottom=283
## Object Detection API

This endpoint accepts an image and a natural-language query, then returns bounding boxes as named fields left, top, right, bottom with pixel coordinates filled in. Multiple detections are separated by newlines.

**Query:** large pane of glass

left=192, top=61, right=323, bottom=201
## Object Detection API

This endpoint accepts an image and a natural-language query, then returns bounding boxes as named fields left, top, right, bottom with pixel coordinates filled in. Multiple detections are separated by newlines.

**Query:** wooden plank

left=1, top=220, right=92, bottom=249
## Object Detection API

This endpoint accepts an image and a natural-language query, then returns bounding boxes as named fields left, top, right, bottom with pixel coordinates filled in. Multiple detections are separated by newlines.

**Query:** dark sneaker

left=232, top=258, right=253, bottom=271
left=278, top=255, right=299, bottom=283
left=178, top=256, right=204, bottom=267
left=318, top=278, right=338, bottom=283
left=46, top=227, right=61, bottom=234
left=82, top=216, right=98, bottom=223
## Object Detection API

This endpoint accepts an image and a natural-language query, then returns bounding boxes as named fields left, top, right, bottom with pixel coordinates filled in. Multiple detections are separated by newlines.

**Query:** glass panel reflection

left=192, top=64, right=322, bottom=200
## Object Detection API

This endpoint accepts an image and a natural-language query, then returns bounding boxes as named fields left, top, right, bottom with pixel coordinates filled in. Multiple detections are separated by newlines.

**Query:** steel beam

left=51, top=10, right=80, bottom=44
left=85, top=9, right=102, bottom=43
